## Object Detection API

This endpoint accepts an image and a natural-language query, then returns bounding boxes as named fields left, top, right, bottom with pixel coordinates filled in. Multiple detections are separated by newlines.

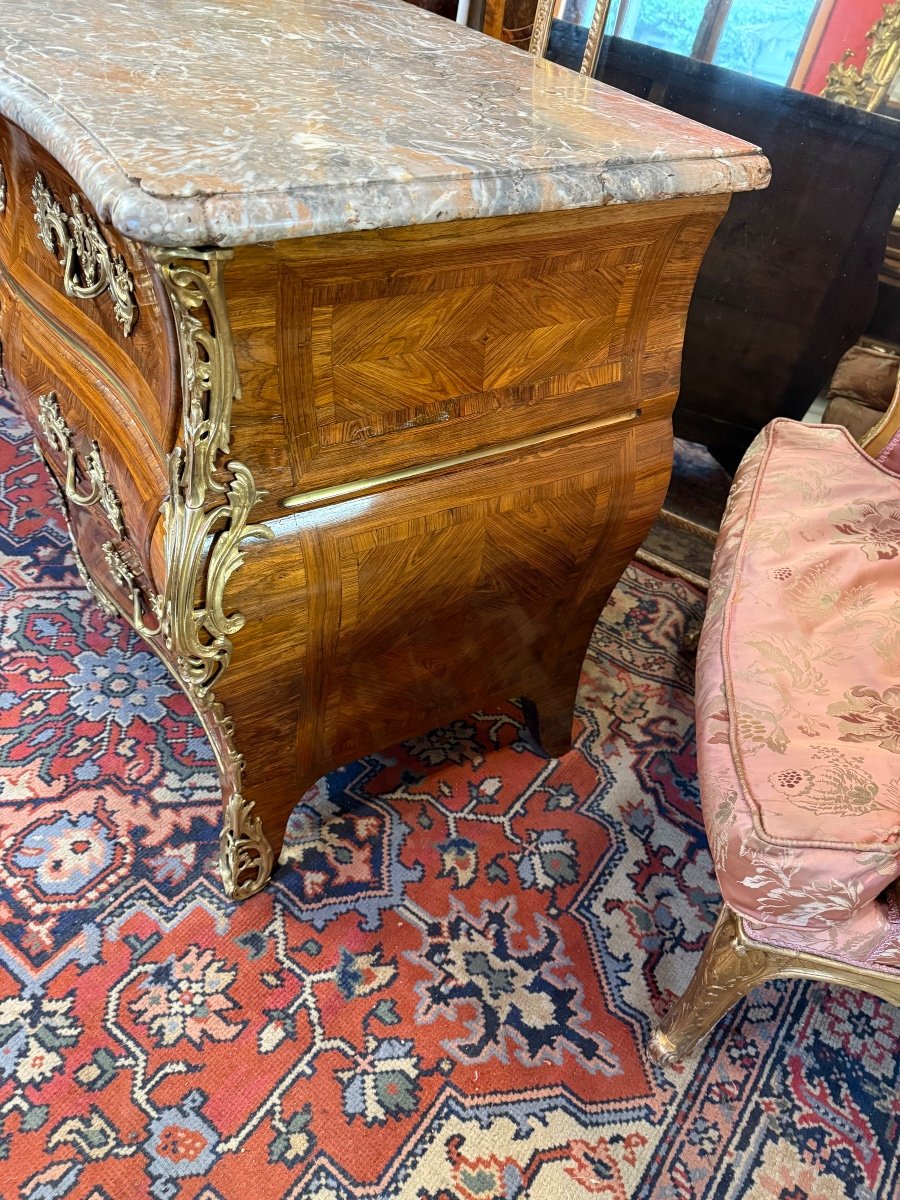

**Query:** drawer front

left=0, top=129, right=11, bottom=387
left=0, top=123, right=11, bottom=266
left=0, top=270, right=11, bottom=391
left=222, top=198, right=726, bottom=517
left=218, top=411, right=671, bottom=795
left=0, top=115, right=180, bottom=454
left=58, top=497, right=163, bottom=647
left=9, top=308, right=169, bottom=587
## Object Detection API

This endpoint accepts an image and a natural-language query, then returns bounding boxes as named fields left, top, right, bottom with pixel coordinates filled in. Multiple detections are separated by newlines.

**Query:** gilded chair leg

left=649, top=905, right=785, bottom=1064
left=681, top=625, right=701, bottom=655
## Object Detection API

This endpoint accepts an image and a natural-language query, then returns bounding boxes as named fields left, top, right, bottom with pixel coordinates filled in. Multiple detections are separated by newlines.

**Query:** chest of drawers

left=0, top=0, right=768, bottom=897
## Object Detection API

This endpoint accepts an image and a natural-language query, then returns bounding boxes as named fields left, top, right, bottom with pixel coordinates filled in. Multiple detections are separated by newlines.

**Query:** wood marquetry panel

left=282, top=238, right=644, bottom=479
left=315, top=242, right=639, bottom=424
left=327, top=462, right=610, bottom=756
left=218, top=199, right=730, bottom=515
left=216, top=416, right=659, bottom=841
left=207, top=196, right=729, bottom=867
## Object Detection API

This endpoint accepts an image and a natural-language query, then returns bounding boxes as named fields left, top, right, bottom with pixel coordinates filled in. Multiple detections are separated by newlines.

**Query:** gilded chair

left=651, top=381, right=900, bottom=1063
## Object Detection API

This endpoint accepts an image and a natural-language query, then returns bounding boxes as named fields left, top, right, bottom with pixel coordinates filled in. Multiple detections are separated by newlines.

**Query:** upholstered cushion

left=821, top=345, right=900, bottom=446
left=743, top=880, right=900, bottom=970
left=697, top=419, right=900, bottom=967
left=825, top=343, right=900, bottom=418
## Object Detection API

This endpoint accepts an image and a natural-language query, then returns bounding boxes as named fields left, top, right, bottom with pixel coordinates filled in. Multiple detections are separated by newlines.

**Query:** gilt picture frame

left=821, top=0, right=900, bottom=117
left=529, top=0, right=612, bottom=77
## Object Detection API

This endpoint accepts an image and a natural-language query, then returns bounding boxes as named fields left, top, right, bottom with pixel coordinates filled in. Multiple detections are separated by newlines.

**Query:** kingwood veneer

left=0, top=0, right=768, bottom=896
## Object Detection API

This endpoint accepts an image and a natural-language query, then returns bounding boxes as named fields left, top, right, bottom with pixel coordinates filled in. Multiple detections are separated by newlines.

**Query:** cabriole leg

left=649, top=905, right=784, bottom=1063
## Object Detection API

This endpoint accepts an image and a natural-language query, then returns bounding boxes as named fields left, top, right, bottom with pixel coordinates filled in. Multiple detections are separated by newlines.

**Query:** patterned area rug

left=1, top=391, right=898, bottom=1200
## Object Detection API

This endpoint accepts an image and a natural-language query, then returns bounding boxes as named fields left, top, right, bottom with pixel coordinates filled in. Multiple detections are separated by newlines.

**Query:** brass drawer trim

left=283, top=409, right=640, bottom=512
left=31, top=435, right=116, bottom=617
left=32, top=173, right=137, bottom=336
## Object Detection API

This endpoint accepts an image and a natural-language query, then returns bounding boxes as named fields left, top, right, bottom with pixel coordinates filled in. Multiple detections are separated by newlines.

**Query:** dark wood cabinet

left=549, top=26, right=900, bottom=471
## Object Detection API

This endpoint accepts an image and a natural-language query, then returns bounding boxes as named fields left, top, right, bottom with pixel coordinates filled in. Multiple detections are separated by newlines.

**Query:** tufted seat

left=652, top=415, right=900, bottom=1062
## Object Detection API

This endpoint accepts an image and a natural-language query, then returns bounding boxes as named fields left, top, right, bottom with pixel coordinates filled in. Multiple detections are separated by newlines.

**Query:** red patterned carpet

left=1, top=390, right=898, bottom=1199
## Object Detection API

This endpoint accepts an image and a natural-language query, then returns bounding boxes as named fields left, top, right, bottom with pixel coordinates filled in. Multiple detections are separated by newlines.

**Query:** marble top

left=0, top=0, right=769, bottom=248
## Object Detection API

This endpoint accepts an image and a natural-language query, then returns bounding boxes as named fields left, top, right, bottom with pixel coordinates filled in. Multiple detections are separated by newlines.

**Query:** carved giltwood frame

left=529, top=0, right=612, bottom=77
left=651, top=376, right=900, bottom=1063
left=821, top=0, right=900, bottom=113
left=652, top=391, right=900, bottom=1059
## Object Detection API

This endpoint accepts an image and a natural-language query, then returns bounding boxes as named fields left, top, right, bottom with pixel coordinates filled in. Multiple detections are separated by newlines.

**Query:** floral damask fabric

left=697, top=419, right=900, bottom=967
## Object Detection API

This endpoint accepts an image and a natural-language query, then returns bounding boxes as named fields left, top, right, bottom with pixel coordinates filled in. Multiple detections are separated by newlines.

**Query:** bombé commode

left=0, top=0, right=769, bottom=897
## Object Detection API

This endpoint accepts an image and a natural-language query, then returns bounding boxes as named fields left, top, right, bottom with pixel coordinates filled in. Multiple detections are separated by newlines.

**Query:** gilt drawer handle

left=37, top=390, right=125, bottom=535
left=31, top=436, right=116, bottom=616
left=32, top=173, right=136, bottom=336
left=102, top=541, right=163, bottom=639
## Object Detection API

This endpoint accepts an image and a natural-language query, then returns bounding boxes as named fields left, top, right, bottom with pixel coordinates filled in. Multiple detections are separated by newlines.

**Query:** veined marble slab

left=0, top=0, right=769, bottom=247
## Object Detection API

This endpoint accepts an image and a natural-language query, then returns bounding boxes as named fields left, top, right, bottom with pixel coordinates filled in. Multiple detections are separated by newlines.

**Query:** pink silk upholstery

left=697, top=419, right=900, bottom=971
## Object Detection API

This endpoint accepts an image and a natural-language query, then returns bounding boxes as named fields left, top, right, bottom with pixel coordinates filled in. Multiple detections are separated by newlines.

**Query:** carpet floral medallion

left=0, top=391, right=898, bottom=1199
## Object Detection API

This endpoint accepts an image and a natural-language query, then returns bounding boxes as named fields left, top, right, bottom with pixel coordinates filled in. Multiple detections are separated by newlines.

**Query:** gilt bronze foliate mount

left=36, top=390, right=125, bottom=535
left=32, top=173, right=137, bottom=334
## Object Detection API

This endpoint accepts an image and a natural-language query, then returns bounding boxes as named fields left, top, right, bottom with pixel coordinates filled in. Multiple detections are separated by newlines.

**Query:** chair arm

left=860, top=364, right=900, bottom=461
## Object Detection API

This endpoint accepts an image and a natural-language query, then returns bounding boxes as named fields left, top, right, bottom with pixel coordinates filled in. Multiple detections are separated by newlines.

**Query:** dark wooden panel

left=548, top=26, right=900, bottom=471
